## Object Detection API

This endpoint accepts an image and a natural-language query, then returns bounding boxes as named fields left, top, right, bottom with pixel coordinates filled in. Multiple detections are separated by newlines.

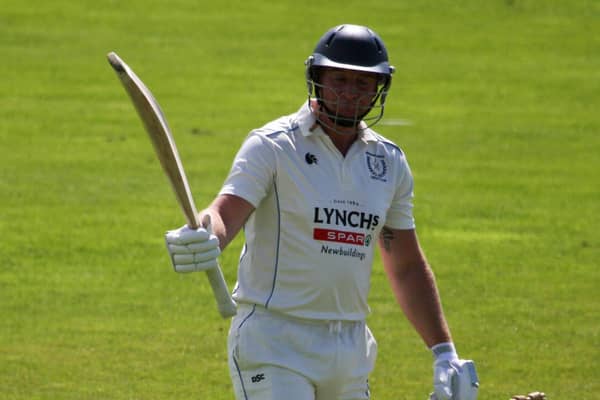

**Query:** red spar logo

left=313, top=228, right=365, bottom=246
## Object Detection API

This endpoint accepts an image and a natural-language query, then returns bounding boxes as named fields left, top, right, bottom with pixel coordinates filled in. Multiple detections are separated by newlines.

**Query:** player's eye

left=357, top=77, right=376, bottom=89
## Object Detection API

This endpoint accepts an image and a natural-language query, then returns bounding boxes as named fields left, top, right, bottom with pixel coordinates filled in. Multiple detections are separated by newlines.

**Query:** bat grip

left=207, top=268, right=237, bottom=318
left=201, top=214, right=237, bottom=318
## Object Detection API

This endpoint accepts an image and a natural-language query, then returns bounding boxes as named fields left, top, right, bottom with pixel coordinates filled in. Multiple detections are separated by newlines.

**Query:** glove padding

left=430, top=344, right=479, bottom=400
left=165, top=225, right=220, bottom=273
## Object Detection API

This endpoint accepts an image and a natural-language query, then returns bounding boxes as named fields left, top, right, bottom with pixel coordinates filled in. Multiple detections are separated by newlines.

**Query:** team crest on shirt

left=366, top=152, right=387, bottom=182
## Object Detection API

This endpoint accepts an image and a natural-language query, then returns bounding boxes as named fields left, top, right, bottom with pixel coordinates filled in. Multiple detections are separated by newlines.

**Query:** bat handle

left=202, top=214, right=237, bottom=318
left=207, top=268, right=237, bottom=318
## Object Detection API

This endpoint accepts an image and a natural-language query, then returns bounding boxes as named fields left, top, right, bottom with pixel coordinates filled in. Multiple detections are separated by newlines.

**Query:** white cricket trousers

left=228, top=304, right=377, bottom=400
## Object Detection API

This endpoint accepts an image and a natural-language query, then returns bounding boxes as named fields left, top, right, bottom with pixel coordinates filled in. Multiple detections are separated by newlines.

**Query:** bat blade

left=107, top=51, right=237, bottom=318
left=107, top=52, right=199, bottom=227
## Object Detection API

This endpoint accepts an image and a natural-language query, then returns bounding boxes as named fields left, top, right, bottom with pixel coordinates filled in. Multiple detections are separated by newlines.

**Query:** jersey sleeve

left=384, top=154, right=416, bottom=230
left=219, top=132, right=275, bottom=208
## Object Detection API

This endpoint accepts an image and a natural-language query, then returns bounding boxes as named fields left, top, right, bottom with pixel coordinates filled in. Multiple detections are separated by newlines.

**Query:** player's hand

left=165, top=225, right=220, bottom=273
left=430, top=343, right=479, bottom=400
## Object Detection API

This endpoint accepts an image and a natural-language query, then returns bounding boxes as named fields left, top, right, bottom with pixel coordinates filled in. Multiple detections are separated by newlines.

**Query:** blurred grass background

left=1, top=1, right=598, bottom=399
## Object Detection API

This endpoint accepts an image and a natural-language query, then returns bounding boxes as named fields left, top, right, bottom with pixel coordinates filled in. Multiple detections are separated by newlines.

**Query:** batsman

left=165, top=24, right=479, bottom=399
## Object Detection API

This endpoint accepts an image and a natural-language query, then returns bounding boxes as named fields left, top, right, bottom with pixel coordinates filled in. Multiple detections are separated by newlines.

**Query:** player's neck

left=321, top=124, right=358, bottom=156
left=312, top=102, right=359, bottom=156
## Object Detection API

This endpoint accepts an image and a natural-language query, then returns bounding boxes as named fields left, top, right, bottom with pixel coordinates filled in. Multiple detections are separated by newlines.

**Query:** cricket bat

left=107, top=51, right=237, bottom=318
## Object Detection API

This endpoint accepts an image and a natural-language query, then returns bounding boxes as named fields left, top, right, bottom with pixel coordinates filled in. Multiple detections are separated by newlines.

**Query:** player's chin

left=336, top=109, right=358, bottom=119
left=323, top=104, right=357, bottom=119
left=328, top=115, right=360, bottom=129
left=337, top=104, right=370, bottom=119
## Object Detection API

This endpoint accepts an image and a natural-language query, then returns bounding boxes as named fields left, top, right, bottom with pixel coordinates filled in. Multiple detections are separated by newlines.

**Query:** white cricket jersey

left=219, top=101, right=415, bottom=320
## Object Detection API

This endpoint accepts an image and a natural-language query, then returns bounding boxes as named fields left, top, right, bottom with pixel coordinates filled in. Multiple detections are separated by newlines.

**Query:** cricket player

left=165, top=24, right=479, bottom=400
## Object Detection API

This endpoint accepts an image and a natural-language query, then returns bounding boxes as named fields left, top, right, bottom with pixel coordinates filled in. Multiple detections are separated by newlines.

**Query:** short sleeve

left=384, top=155, right=416, bottom=230
left=218, top=133, right=275, bottom=208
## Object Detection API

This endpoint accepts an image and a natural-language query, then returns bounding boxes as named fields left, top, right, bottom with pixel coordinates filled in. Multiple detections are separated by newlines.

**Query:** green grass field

left=1, top=1, right=598, bottom=399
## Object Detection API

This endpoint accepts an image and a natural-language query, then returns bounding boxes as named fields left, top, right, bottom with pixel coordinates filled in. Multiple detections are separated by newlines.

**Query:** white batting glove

left=430, top=343, right=479, bottom=400
left=165, top=225, right=220, bottom=273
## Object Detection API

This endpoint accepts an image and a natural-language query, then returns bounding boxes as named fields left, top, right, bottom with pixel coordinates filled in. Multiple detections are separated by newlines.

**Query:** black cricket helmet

left=305, top=24, right=395, bottom=131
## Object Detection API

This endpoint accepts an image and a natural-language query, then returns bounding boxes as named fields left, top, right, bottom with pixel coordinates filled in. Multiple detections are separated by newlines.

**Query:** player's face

left=318, top=67, right=379, bottom=119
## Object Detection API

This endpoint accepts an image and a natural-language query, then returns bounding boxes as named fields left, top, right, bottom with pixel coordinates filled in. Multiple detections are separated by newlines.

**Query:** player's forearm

left=383, top=259, right=452, bottom=347
left=202, top=194, right=255, bottom=251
